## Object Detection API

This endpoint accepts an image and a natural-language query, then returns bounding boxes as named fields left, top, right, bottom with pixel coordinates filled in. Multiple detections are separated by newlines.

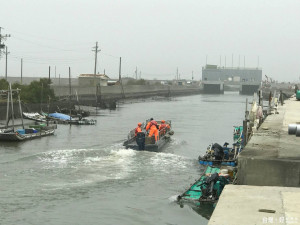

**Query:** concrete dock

left=208, top=185, right=300, bottom=225
left=237, top=96, right=300, bottom=187
left=209, top=96, right=300, bottom=224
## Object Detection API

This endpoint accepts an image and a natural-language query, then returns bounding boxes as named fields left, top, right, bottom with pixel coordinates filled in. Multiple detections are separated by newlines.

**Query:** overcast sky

left=1, top=0, right=300, bottom=82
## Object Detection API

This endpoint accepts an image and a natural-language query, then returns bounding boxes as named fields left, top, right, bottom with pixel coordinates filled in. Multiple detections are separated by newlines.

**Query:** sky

left=0, top=0, right=300, bottom=82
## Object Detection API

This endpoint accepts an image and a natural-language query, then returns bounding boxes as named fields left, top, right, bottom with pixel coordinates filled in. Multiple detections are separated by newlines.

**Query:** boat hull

left=0, top=129, right=55, bottom=141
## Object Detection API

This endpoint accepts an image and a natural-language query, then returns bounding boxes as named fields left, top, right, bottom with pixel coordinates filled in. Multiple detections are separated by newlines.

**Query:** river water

left=0, top=92, right=248, bottom=225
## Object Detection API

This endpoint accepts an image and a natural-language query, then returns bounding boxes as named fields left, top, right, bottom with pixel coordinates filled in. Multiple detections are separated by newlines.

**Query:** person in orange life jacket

left=159, top=120, right=170, bottom=134
left=145, top=118, right=154, bottom=131
left=146, top=119, right=159, bottom=141
left=135, top=122, right=142, bottom=136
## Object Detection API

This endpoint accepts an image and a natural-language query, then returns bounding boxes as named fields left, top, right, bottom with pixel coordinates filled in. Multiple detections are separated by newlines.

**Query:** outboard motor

left=136, top=132, right=146, bottom=150
left=201, top=172, right=219, bottom=200
left=212, top=143, right=224, bottom=160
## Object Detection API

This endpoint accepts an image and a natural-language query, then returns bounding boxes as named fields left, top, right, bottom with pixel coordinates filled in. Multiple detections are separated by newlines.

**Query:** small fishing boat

left=123, top=120, right=174, bottom=151
left=198, top=142, right=242, bottom=166
left=177, top=166, right=233, bottom=204
left=47, top=112, right=96, bottom=125
left=0, top=126, right=55, bottom=141
left=0, top=85, right=56, bottom=142
left=23, top=112, right=47, bottom=122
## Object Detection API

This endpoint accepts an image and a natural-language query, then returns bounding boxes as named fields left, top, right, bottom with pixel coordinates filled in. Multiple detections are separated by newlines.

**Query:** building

left=78, top=74, right=109, bottom=86
left=202, top=65, right=262, bottom=83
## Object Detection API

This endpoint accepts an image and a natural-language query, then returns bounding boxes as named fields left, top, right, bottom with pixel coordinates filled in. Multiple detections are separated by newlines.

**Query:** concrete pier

left=209, top=96, right=300, bottom=224
left=208, top=185, right=300, bottom=225
left=237, top=96, right=300, bottom=187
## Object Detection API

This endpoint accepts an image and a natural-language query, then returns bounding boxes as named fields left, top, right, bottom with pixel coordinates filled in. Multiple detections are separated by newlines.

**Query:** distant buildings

left=202, top=65, right=262, bottom=83
left=78, top=74, right=110, bottom=86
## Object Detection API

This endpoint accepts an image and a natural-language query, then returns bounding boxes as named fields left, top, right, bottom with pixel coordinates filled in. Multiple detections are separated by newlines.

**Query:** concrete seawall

left=52, top=84, right=202, bottom=100
left=237, top=96, right=300, bottom=187
left=209, top=96, right=300, bottom=224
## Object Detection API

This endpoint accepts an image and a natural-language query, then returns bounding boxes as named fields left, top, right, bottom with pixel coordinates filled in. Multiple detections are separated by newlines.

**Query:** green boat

left=177, top=166, right=232, bottom=204
left=233, top=126, right=243, bottom=142
left=296, top=90, right=300, bottom=100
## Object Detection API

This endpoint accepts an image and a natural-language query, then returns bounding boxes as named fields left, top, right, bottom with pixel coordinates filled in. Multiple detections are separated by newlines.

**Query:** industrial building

left=202, top=65, right=262, bottom=83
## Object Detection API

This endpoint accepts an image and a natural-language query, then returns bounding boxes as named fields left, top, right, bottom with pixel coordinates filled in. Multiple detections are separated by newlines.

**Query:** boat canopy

left=49, top=113, right=71, bottom=120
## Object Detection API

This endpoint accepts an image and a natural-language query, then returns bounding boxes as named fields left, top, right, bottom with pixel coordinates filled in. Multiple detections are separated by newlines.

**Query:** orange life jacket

left=135, top=127, right=142, bottom=136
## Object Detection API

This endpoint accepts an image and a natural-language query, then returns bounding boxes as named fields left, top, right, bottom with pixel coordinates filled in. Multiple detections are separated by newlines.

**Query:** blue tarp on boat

left=49, top=113, right=71, bottom=120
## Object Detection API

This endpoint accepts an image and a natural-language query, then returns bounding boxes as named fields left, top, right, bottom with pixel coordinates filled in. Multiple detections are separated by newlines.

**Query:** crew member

left=146, top=119, right=159, bottom=141
left=159, top=120, right=167, bottom=130
left=159, top=120, right=170, bottom=135
left=135, top=122, right=142, bottom=136
left=145, top=118, right=154, bottom=130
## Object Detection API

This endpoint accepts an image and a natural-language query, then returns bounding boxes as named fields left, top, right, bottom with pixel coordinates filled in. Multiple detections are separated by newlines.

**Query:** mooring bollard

left=288, top=124, right=297, bottom=135
left=296, top=125, right=300, bottom=137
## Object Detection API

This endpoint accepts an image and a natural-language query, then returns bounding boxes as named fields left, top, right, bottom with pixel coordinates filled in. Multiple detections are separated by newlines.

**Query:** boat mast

left=17, top=88, right=24, bottom=129
left=9, top=83, right=15, bottom=131
left=5, top=87, right=10, bottom=128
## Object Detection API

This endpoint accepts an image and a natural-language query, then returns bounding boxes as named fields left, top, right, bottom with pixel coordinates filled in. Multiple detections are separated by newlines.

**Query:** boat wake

left=35, top=144, right=138, bottom=188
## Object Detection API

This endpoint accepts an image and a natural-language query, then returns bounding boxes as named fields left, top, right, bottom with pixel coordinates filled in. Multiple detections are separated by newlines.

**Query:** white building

left=78, top=74, right=109, bottom=86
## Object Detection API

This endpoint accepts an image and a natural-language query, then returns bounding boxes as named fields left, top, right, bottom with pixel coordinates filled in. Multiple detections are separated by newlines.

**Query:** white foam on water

left=168, top=195, right=180, bottom=202
left=37, top=145, right=138, bottom=188
left=38, top=148, right=91, bottom=168
left=150, top=152, right=189, bottom=173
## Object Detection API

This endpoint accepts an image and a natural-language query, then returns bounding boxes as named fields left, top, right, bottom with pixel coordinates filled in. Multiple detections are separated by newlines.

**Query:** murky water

left=0, top=92, right=248, bottom=225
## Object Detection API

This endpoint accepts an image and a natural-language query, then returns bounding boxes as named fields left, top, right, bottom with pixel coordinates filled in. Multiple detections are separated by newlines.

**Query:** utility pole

left=92, top=42, right=101, bottom=106
left=176, top=67, right=178, bottom=80
left=135, top=67, right=137, bottom=80
left=192, top=71, right=194, bottom=80
left=0, top=27, right=11, bottom=58
left=119, top=57, right=125, bottom=99
left=5, top=46, right=9, bottom=80
left=69, top=67, right=71, bottom=101
left=92, top=42, right=101, bottom=81
left=48, top=66, right=51, bottom=84
left=21, top=58, right=23, bottom=84
left=59, top=74, right=61, bottom=99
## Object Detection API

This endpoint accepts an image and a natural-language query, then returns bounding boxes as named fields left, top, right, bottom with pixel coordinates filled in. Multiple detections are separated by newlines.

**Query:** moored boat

left=0, top=85, right=57, bottom=142
left=198, top=142, right=242, bottom=167
left=177, top=165, right=234, bottom=204
left=47, top=112, right=96, bottom=125
left=23, top=112, right=47, bottom=122
left=123, top=120, right=174, bottom=151
left=0, top=126, right=55, bottom=141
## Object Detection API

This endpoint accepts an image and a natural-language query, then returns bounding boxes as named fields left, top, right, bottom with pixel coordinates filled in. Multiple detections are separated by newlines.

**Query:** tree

left=0, top=79, right=9, bottom=90
left=11, top=78, right=56, bottom=103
